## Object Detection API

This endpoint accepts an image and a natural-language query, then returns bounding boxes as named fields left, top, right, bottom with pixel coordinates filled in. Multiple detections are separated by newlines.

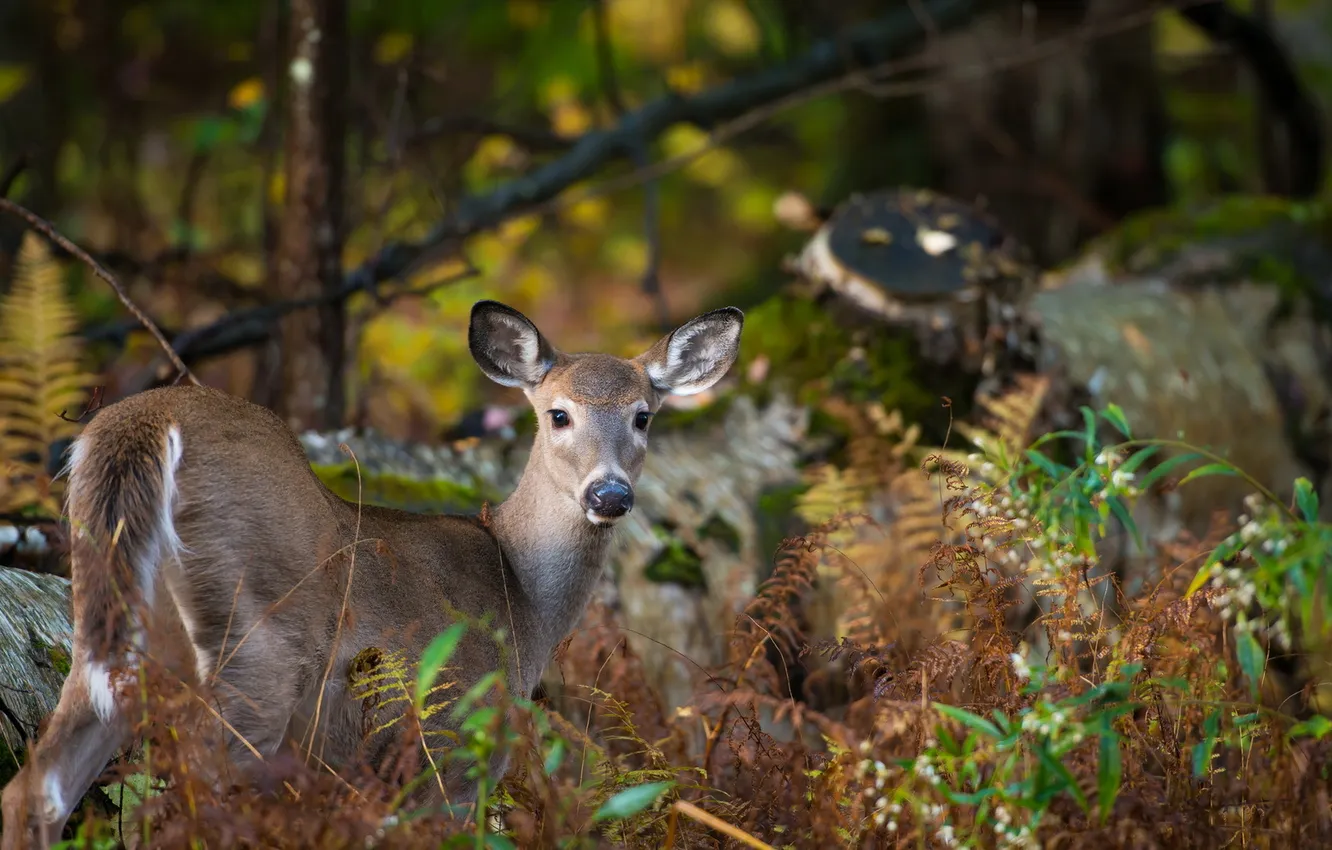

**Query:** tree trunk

left=272, top=0, right=348, bottom=431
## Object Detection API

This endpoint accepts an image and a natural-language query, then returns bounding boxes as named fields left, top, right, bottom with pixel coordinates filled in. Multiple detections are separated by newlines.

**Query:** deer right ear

left=469, top=301, right=558, bottom=390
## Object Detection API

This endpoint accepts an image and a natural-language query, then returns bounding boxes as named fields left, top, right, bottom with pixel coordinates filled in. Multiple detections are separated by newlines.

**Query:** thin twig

left=671, top=800, right=775, bottom=850
left=0, top=198, right=199, bottom=385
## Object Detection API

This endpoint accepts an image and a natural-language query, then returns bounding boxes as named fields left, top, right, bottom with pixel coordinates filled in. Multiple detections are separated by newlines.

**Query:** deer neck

left=491, top=449, right=615, bottom=665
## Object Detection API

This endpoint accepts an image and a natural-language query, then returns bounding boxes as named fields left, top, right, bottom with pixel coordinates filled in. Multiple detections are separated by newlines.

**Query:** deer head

left=468, top=300, right=744, bottom=526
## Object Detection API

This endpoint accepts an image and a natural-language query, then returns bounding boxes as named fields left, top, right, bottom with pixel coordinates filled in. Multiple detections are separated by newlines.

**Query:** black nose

left=584, top=478, right=634, bottom=518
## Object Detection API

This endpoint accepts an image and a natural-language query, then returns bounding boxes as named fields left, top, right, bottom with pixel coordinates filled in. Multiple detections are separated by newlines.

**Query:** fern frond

left=975, top=374, right=1050, bottom=454
left=0, top=232, right=96, bottom=516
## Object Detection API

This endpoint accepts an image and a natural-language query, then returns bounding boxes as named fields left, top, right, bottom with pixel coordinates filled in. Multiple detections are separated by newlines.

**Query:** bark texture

left=272, top=0, right=348, bottom=431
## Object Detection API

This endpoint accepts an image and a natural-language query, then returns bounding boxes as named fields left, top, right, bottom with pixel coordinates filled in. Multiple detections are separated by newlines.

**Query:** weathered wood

left=0, top=568, right=72, bottom=770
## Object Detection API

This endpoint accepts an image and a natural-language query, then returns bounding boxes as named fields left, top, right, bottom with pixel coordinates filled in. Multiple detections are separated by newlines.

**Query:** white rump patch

left=41, top=770, right=66, bottom=824
left=85, top=660, right=119, bottom=726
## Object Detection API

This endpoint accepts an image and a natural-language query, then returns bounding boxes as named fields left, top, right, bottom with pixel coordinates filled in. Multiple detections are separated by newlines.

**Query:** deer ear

left=469, top=301, right=558, bottom=390
left=637, top=307, right=744, bottom=396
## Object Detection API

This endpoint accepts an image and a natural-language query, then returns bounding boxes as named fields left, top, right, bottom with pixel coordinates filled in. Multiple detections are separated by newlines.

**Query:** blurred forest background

left=2, top=0, right=1330, bottom=440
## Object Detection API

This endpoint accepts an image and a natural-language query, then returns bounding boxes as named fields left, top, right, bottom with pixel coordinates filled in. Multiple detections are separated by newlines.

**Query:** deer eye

left=634, top=411, right=652, bottom=431
left=548, top=409, right=571, bottom=429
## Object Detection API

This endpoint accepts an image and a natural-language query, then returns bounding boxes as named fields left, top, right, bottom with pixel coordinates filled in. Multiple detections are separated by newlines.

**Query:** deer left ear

left=469, top=300, right=559, bottom=390
left=636, top=307, right=744, bottom=397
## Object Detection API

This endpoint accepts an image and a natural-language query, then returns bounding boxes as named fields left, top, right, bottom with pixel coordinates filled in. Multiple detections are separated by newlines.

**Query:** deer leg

left=0, top=657, right=133, bottom=850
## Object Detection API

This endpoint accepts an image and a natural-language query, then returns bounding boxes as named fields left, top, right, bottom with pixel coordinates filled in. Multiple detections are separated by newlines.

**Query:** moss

left=1090, top=194, right=1331, bottom=285
left=698, top=513, right=741, bottom=554
left=737, top=293, right=943, bottom=430
left=47, top=644, right=72, bottom=676
left=311, top=464, right=491, bottom=515
left=644, top=525, right=707, bottom=590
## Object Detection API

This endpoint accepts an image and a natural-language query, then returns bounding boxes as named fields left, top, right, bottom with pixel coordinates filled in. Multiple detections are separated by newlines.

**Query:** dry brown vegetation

left=4, top=370, right=1330, bottom=850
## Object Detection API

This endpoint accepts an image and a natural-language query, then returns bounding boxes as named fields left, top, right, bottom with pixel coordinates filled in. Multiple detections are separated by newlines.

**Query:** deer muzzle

left=583, top=477, right=634, bottom=522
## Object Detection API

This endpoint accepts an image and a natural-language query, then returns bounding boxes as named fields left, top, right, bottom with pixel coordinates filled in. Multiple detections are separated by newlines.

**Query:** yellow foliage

left=0, top=64, right=30, bottom=105
left=666, top=61, right=707, bottom=94
left=606, top=234, right=649, bottom=276
left=268, top=170, right=286, bottom=206
left=0, top=233, right=95, bottom=516
left=373, top=32, right=415, bottom=65
left=466, top=134, right=521, bottom=183
left=703, top=0, right=760, bottom=57
left=508, top=0, right=544, bottom=28
left=560, top=194, right=610, bottom=230
left=216, top=251, right=265, bottom=287
left=661, top=123, right=744, bottom=186
left=606, top=0, right=688, bottom=63
left=226, top=76, right=265, bottom=110
left=728, top=182, right=779, bottom=233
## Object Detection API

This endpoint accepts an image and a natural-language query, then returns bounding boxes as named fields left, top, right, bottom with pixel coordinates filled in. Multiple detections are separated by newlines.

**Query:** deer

left=0, top=299, right=744, bottom=848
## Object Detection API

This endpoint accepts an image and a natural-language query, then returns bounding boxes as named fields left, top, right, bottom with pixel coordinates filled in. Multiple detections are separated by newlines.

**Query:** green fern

left=0, top=232, right=96, bottom=516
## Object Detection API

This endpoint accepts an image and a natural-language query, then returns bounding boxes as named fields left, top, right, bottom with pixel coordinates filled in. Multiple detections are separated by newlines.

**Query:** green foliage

left=590, top=781, right=673, bottom=822
left=644, top=525, right=707, bottom=589
left=417, top=622, right=468, bottom=709
left=878, top=663, right=1146, bottom=845
left=736, top=294, right=935, bottom=423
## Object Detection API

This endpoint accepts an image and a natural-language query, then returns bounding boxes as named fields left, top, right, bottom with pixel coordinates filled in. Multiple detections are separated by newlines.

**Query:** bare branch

left=0, top=197, right=198, bottom=386
left=340, top=0, right=981, bottom=299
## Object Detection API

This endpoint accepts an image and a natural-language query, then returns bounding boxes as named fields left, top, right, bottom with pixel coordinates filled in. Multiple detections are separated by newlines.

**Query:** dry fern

left=0, top=232, right=95, bottom=515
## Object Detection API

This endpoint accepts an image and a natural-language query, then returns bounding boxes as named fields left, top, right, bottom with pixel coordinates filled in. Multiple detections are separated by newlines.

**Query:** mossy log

left=0, top=568, right=73, bottom=783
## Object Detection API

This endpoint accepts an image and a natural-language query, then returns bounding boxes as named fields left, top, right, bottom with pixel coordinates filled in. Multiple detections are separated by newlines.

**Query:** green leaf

left=1185, top=563, right=1213, bottom=597
left=1118, top=445, right=1160, bottom=475
left=1080, top=406, right=1098, bottom=456
left=449, top=671, right=504, bottom=722
left=1100, top=404, right=1132, bottom=438
left=1235, top=629, right=1266, bottom=701
left=946, top=787, right=998, bottom=806
left=1106, top=496, right=1143, bottom=551
left=544, top=738, right=567, bottom=776
left=1035, top=744, right=1088, bottom=811
left=1192, top=709, right=1221, bottom=778
left=485, top=835, right=518, bottom=850
left=591, top=781, right=674, bottom=822
left=1178, top=463, right=1240, bottom=487
left=1097, top=727, right=1122, bottom=825
left=1137, top=452, right=1204, bottom=491
left=1288, top=714, right=1332, bottom=740
left=1024, top=449, right=1066, bottom=481
left=415, top=622, right=467, bottom=708
left=934, top=703, right=1002, bottom=738
left=1294, top=476, right=1320, bottom=522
